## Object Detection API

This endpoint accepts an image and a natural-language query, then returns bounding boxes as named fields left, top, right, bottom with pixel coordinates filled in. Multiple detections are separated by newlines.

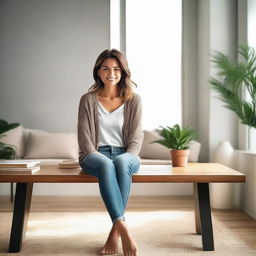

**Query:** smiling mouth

left=106, top=78, right=116, bottom=81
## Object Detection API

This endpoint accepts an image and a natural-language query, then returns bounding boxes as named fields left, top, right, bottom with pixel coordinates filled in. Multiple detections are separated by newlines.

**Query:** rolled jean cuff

left=112, top=216, right=125, bottom=224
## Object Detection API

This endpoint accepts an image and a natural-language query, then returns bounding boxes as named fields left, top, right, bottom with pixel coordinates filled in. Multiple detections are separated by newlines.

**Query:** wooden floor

left=1, top=195, right=256, bottom=250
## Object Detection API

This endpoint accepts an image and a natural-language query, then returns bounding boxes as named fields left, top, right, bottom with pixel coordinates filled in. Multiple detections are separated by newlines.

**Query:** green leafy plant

left=0, top=119, right=20, bottom=159
left=152, top=124, right=197, bottom=150
left=209, top=45, right=256, bottom=129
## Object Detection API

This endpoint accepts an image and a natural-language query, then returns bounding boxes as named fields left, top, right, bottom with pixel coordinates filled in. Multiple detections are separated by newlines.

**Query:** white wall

left=208, top=0, right=238, bottom=160
left=0, top=0, right=110, bottom=133
left=182, top=0, right=199, bottom=131
left=234, top=151, right=256, bottom=219
left=195, top=0, right=238, bottom=161
left=197, top=0, right=211, bottom=162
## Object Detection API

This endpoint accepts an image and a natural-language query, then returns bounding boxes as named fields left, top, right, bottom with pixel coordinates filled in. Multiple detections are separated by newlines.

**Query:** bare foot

left=100, top=225, right=120, bottom=255
left=115, top=221, right=138, bottom=256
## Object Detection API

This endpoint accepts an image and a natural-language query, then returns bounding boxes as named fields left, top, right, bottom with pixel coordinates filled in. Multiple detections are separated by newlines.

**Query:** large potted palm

left=152, top=124, right=197, bottom=167
left=209, top=45, right=256, bottom=209
left=0, top=119, right=20, bottom=159
left=210, top=45, right=256, bottom=151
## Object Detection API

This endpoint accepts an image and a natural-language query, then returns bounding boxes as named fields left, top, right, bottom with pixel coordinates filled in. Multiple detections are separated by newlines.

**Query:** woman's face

left=97, top=58, right=122, bottom=87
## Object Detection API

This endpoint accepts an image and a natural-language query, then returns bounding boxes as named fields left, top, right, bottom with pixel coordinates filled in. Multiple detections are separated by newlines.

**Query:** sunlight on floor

left=127, top=211, right=189, bottom=228
left=27, top=211, right=189, bottom=237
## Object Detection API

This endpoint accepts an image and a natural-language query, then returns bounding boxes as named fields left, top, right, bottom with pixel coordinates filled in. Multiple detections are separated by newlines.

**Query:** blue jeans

left=81, top=145, right=140, bottom=223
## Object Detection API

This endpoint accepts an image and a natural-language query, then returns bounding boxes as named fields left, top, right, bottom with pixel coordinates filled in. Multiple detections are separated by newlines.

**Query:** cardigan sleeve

left=126, top=94, right=144, bottom=156
left=77, top=96, right=97, bottom=161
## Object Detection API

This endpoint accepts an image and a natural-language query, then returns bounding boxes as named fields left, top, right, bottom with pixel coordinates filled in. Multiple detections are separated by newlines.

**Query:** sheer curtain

left=126, top=0, right=182, bottom=130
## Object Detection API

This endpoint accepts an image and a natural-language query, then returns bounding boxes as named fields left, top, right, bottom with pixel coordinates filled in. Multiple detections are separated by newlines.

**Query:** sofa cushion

left=23, top=131, right=78, bottom=159
left=23, top=128, right=50, bottom=141
left=0, top=125, right=24, bottom=158
left=139, top=129, right=201, bottom=162
left=188, top=140, right=201, bottom=162
left=139, top=130, right=171, bottom=160
left=22, top=128, right=52, bottom=158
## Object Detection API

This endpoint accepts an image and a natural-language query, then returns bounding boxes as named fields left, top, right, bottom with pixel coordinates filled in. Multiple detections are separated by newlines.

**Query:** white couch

left=1, top=125, right=201, bottom=166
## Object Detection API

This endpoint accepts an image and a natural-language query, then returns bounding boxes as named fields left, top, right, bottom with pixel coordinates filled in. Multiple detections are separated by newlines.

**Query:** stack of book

left=0, top=160, right=41, bottom=174
left=58, top=159, right=80, bottom=169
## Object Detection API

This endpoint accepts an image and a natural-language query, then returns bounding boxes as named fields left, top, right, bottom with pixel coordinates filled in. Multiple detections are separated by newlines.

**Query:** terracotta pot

left=171, top=149, right=190, bottom=167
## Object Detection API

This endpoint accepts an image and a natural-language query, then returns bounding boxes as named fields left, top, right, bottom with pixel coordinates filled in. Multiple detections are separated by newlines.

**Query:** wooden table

left=0, top=163, right=245, bottom=253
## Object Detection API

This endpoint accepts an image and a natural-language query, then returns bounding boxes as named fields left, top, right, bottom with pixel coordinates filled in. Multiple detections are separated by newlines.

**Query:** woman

left=78, top=49, right=144, bottom=256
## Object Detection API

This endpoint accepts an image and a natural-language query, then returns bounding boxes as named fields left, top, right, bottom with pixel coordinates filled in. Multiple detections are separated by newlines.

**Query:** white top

left=97, top=100, right=125, bottom=147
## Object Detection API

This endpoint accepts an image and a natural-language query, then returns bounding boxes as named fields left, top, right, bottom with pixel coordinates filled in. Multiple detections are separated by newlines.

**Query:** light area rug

left=0, top=211, right=255, bottom=256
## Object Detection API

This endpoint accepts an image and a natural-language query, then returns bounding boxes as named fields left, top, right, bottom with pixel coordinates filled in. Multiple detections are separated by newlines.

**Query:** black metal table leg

left=9, top=182, right=33, bottom=253
left=195, top=183, right=214, bottom=251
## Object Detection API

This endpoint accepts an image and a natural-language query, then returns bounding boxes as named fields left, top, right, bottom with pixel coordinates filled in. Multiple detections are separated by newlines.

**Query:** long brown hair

left=88, top=49, right=137, bottom=101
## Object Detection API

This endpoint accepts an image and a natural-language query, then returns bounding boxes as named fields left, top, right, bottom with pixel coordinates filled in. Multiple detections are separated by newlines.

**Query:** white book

left=0, top=160, right=40, bottom=168
left=0, top=166, right=40, bottom=174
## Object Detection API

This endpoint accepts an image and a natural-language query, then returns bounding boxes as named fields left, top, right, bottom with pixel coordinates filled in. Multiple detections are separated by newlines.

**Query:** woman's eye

left=100, top=67, right=120, bottom=72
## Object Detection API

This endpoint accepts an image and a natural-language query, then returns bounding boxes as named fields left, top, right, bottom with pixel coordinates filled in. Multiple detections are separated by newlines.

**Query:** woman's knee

left=113, top=152, right=140, bottom=174
left=82, top=152, right=115, bottom=177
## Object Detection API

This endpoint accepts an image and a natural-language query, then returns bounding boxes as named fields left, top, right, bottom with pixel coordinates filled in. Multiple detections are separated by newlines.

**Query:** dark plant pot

left=171, top=149, right=189, bottom=167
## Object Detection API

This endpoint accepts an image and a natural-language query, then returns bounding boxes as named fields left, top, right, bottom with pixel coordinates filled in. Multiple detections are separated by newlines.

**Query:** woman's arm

left=126, top=94, right=144, bottom=156
left=77, top=96, right=97, bottom=157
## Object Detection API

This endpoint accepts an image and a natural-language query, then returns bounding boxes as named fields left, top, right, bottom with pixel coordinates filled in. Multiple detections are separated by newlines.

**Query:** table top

left=0, top=163, right=245, bottom=183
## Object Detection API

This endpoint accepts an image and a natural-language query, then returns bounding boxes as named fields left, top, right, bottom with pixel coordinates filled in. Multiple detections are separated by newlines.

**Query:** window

left=126, top=0, right=182, bottom=130
left=110, top=0, right=121, bottom=50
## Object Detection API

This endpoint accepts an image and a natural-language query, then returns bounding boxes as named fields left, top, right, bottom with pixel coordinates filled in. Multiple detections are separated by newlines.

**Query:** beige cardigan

left=77, top=91, right=144, bottom=164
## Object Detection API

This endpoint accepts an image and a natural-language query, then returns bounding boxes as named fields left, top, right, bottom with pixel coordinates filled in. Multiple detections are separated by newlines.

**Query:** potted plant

left=152, top=124, right=197, bottom=167
left=0, top=119, right=20, bottom=159
left=209, top=45, right=256, bottom=209
left=209, top=45, right=256, bottom=151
